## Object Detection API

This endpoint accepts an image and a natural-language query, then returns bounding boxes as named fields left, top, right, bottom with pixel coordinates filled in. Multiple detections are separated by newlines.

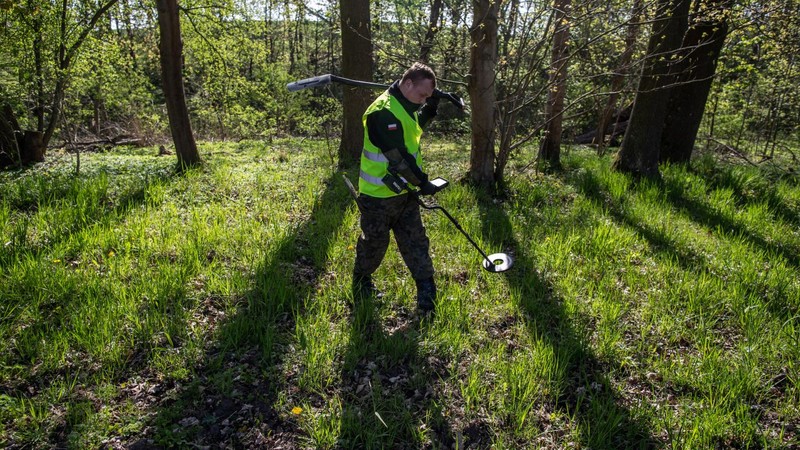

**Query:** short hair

left=401, top=62, right=436, bottom=88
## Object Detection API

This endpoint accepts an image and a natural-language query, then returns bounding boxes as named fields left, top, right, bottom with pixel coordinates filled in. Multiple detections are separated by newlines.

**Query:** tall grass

left=1, top=140, right=798, bottom=448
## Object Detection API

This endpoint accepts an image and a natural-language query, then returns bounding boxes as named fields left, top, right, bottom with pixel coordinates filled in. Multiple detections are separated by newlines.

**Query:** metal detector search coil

left=405, top=176, right=513, bottom=273
left=483, top=253, right=513, bottom=273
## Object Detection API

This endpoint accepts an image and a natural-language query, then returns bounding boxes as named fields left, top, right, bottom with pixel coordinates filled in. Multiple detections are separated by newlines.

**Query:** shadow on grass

left=0, top=169, right=174, bottom=265
left=335, top=196, right=454, bottom=449
left=0, top=169, right=175, bottom=387
left=473, top=186, right=657, bottom=448
left=662, top=175, right=800, bottom=270
left=137, top=170, right=352, bottom=448
left=337, top=298, right=454, bottom=448
left=566, top=169, right=798, bottom=320
left=694, top=164, right=800, bottom=231
left=567, top=170, right=707, bottom=272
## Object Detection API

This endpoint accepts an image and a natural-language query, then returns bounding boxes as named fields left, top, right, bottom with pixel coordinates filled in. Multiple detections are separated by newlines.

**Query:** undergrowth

left=1, top=139, right=798, bottom=448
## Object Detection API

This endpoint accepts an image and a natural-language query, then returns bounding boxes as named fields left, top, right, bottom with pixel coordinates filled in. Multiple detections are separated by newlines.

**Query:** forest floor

left=1, top=138, right=799, bottom=449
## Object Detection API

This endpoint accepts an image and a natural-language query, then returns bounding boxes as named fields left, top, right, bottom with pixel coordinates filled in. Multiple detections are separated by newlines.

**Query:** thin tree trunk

left=1, top=102, right=22, bottom=167
left=420, top=0, right=443, bottom=63
left=468, top=0, right=500, bottom=186
left=594, top=0, right=642, bottom=152
left=41, top=0, right=119, bottom=150
left=660, top=0, right=731, bottom=164
left=537, top=0, right=572, bottom=170
left=613, top=0, right=691, bottom=178
left=338, top=0, right=374, bottom=166
left=156, top=0, right=201, bottom=169
left=32, top=6, right=44, bottom=132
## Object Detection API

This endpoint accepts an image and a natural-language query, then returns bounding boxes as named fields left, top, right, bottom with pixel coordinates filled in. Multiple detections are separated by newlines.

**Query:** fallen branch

left=707, top=137, right=758, bottom=167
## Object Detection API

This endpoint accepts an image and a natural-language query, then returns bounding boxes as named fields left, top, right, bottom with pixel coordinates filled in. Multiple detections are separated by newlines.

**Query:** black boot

left=415, top=277, right=437, bottom=312
left=353, top=274, right=381, bottom=299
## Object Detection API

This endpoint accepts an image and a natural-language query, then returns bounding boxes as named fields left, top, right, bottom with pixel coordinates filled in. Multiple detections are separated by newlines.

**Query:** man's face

left=401, top=78, right=435, bottom=105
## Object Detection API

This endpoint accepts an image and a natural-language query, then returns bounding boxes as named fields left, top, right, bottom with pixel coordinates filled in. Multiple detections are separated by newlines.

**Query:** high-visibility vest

left=359, top=90, right=423, bottom=198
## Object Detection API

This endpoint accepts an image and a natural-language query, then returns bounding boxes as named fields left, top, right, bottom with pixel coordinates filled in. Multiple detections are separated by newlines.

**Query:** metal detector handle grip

left=433, top=89, right=465, bottom=110
left=286, top=74, right=332, bottom=91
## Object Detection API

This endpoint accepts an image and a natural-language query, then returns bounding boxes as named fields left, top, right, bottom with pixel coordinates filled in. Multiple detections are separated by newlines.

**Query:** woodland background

left=0, top=0, right=797, bottom=179
left=1, top=0, right=800, bottom=448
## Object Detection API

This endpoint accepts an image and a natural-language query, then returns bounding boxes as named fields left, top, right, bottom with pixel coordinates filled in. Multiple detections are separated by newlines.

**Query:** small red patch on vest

left=387, top=123, right=398, bottom=131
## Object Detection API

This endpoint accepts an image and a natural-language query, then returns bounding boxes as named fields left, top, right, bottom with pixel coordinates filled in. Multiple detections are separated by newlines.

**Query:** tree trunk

left=21, top=131, right=45, bottom=165
left=537, top=0, right=572, bottom=170
left=594, top=0, right=643, bottom=151
left=338, top=0, right=374, bottom=167
left=660, top=0, right=732, bottom=164
left=468, top=0, right=499, bottom=186
left=419, top=0, right=443, bottom=63
left=1, top=103, right=21, bottom=168
left=613, top=0, right=691, bottom=178
left=37, top=0, right=119, bottom=151
left=156, top=0, right=201, bottom=169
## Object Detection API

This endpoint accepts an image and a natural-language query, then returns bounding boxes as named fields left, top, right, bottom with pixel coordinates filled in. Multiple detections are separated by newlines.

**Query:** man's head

left=399, top=62, right=436, bottom=105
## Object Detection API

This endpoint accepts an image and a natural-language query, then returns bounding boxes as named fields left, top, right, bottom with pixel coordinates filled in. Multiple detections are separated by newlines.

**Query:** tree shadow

left=335, top=212, right=454, bottom=449
left=564, top=167, right=798, bottom=325
left=662, top=175, right=800, bottom=270
left=336, top=300, right=451, bottom=449
left=567, top=169, right=707, bottom=273
left=0, top=168, right=175, bottom=265
left=0, top=168, right=175, bottom=391
left=472, top=185, right=657, bottom=448
left=134, top=170, right=352, bottom=448
left=693, top=164, right=800, bottom=231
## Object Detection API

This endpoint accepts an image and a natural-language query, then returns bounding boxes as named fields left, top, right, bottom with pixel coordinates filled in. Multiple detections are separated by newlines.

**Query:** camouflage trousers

left=353, top=193, right=434, bottom=281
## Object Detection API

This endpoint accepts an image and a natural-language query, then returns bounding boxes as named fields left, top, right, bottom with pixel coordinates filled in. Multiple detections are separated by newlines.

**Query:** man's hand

left=418, top=181, right=440, bottom=196
left=432, top=89, right=465, bottom=110
left=423, top=96, right=440, bottom=116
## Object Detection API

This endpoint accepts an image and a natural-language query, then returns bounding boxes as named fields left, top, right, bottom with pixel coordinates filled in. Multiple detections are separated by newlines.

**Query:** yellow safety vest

left=359, top=90, right=423, bottom=198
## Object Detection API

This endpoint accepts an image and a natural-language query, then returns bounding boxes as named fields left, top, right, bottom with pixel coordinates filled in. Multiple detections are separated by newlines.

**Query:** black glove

left=432, top=89, right=465, bottom=110
left=423, top=96, right=440, bottom=116
left=418, top=181, right=439, bottom=196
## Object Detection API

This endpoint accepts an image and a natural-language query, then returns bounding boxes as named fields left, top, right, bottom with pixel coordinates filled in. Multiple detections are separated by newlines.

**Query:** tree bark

left=338, top=0, right=374, bottom=166
left=468, top=0, right=500, bottom=186
left=41, top=0, right=119, bottom=150
left=613, top=0, right=691, bottom=178
left=1, top=102, right=21, bottom=168
left=594, top=0, right=643, bottom=151
left=420, top=0, right=443, bottom=63
left=156, top=0, right=201, bottom=169
left=537, top=0, right=572, bottom=170
left=660, top=0, right=731, bottom=164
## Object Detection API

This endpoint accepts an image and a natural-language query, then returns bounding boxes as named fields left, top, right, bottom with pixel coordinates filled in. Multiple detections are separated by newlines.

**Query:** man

left=353, top=62, right=444, bottom=312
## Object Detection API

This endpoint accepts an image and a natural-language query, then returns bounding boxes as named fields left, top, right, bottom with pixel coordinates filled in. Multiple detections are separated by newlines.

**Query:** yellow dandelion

left=291, top=406, right=303, bottom=415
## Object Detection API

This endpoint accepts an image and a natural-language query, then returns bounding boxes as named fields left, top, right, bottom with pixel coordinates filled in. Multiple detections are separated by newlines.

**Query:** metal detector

left=287, top=74, right=466, bottom=110
left=383, top=172, right=513, bottom=273
left=292, top=74, right=509, bottom=272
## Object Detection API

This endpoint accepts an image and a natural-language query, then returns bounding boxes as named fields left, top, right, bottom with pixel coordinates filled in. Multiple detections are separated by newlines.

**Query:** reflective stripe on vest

left=362, top=148, right=388, bottom=163
left=359, top=169, right=384, bottom=186
left=358, top=90, right=423, bottom=198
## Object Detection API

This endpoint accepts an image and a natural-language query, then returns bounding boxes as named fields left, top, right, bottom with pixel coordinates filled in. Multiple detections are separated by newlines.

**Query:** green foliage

left=1, top=0, right=796, bottom=161
left=1, top=139, right=799, bottom=447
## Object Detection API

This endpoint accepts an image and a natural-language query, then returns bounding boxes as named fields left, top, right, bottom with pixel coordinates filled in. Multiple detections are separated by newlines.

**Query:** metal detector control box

left=430, top=177, right=449, bottom=190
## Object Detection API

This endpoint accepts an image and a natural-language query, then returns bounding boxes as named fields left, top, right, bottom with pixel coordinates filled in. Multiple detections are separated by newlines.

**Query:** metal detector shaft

left=286, top=74, right=389, bottom=92
left=413, top=195, right=494, bottom=265
left=287, top=74, right=465, bottom=110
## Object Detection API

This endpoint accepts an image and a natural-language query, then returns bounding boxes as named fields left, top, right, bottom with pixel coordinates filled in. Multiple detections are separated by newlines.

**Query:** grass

left=1, top=138, right=798, bottom=449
